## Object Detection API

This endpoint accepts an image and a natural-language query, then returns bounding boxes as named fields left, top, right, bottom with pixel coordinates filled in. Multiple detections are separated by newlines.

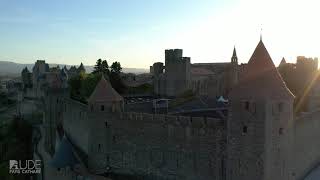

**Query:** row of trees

left=69, top=59, right=126, bottom=104
left=92, top=59, right=122, bottom=75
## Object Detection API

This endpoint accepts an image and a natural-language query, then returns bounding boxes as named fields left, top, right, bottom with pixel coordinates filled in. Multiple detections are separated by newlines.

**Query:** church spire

left=231, top=46, right=238, bottom=64
left=279, top=57, right=287, bottom=67
left=232, top=46, right=237, bottom=57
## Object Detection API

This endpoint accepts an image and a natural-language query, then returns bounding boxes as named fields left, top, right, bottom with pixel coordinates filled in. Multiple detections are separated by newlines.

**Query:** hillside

left=0, top=61, right=148, bottom=77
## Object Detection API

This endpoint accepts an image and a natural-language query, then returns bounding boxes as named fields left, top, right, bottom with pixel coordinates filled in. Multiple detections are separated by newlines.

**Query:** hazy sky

left=0, top=0, right=319, bottom=68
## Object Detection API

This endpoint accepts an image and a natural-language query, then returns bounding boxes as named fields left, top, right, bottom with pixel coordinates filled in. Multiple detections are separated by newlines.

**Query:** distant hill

left=0, top=61, right=149, bottom=77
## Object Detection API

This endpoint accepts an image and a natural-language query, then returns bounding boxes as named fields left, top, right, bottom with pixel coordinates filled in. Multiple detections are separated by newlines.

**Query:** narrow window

left=278, top=103, right=284, bottom=112
left=243, top=126, right=248, bottom=133
left=106, top=156, right=110, bottom=163
left=243, top=101, right=250, bottom=111
left=279, top=128, right=284, bottom=135
left=105, top=121, right=108, bottom=127
left=250, top=102, right=256, bottom=114
left=112, top=103, right=116, bottom=112
left=221, top=159, right=226, bottom=178
left=101, top=105, right=105, bottom=111
left=176, top=158, right=179, bottom=168
left=113, top=136, right=116, bottom=143
left=91, top=105, right=94, bottom=111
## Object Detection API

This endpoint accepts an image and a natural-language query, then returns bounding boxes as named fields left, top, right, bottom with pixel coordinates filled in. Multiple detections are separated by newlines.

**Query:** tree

left=110, top=61, right=122, bottom=74
left=93, top=59, right=102, bottom=74
left=80, top=73, right=101, bottom=98
left=69, top=60, right=128, bottom=103
left=93, top=59, right=110, bottom=76
left=109, top=61, right=125, bottom=93
left=68, top=72, right=87, bottom=103
left=101, top=60, right=110, bottom=75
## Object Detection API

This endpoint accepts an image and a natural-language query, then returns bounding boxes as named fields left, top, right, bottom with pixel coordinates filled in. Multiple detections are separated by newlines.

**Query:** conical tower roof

left=22, top=67, right=30, bottom=73
left=88, top=75, right=123, bottom=103
left=230, top=40, right=294, bottom=100
left=60, top=68, right=68, bottom=78
left=279, top=57, right=287, bottom=66
left=78, top=62, right=85, bottom=71
left=232, top=46, right=237, bottom=57
left=50, top=136, right=79, bottom=168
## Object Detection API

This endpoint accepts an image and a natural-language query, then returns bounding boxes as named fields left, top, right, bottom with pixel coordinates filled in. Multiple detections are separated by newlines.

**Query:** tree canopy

left=93, top=59, right=110, bottom=75
left=69, top=59, right=126, bottom=103
left=110, top=61, right=122, bottom=74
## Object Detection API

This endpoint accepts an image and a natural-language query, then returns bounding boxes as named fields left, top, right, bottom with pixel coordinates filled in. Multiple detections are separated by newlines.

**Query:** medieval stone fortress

left=17, top=38, right=320, bottom=180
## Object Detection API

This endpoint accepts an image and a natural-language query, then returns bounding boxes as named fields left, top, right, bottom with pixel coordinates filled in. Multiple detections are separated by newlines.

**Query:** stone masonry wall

left=62, top=98, right=89, bottom=154
left=101, top=112, right=226, bottom=180
left=52, top=98, right=226, bottom=180
left=293, top=109, right=320, bottom=179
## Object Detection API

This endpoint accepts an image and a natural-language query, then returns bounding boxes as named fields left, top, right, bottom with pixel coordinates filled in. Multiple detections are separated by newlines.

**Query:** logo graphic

left=9, top=160, right=19, bottom=169
left=9, top=160, right=41, bottom=174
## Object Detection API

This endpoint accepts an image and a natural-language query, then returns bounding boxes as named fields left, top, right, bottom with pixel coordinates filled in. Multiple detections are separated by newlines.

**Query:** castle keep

left=151, top=48, right=239, bottom=97
left=38, top=39, right=320, bottom=180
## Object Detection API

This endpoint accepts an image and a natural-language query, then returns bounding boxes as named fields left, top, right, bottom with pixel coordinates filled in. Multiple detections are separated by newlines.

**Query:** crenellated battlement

left=119, top=112, right=223, bottom=129
left=295, top=108, right=320, bottom=122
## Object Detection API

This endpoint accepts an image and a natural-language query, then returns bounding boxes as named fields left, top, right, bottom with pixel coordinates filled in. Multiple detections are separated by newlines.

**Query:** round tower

left=153, top=62, right=164, bottom=78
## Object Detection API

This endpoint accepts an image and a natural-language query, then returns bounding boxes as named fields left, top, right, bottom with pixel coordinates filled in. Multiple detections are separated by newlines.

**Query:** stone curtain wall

left=43, top=92, right=65, bottom=155
left=104, top=112, right=226, bottom=180
left=53, top=97, right=226, bottom=180
left=62, top=98, right=89, bottom=154
left=293, top=110, right=320, bottom=179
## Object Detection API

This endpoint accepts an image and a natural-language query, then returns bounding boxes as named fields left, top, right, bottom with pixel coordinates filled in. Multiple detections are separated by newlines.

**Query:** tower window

left=105, top=121, right=108, bottom=127
left=112, top=103, right=116, bottom=112
left=98, top=144, right=101, bottom=152
left=243, top=101, right=250, bottom=111
left=250, top=102, right=256, bottom=114
left=278, top=103, right=284, bottom=112
left=243, top=126, right=248, bottom=133
left=106, top=155, right=110, bottom=163
left=279, top=128, right=284, bottom=135
left=101, top=105, right=105, bottom=111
